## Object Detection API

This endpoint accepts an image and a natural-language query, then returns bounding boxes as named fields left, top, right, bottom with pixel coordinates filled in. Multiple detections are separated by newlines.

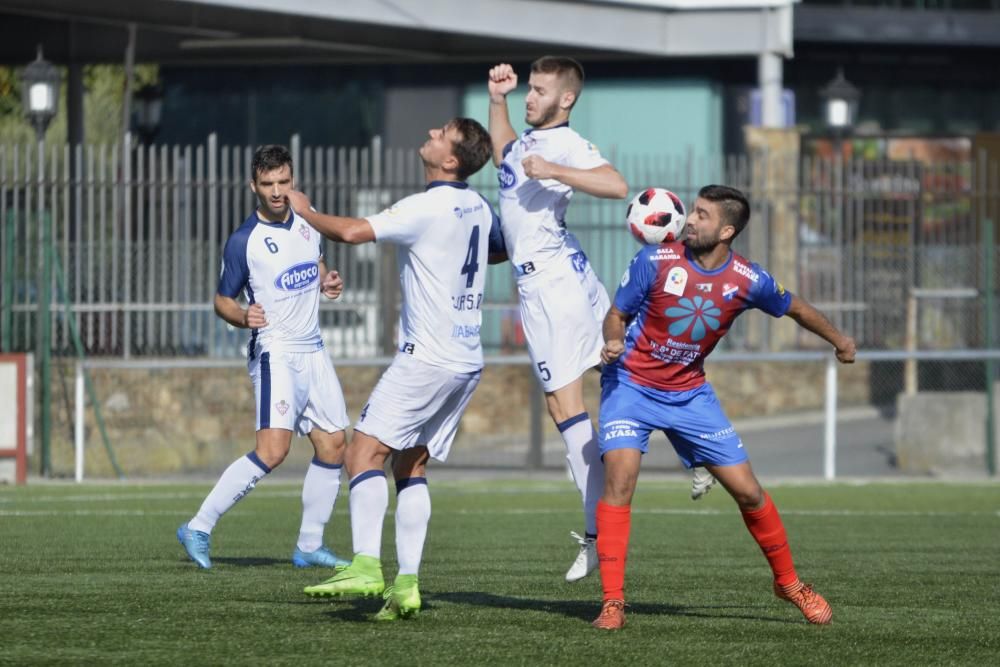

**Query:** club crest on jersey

left=664, top=267, right=688, bottom=296
left=723, top=283, right=739, bottom=301
left=275, top=400, right=290, bottom=416
left=299, top=225, right=310, bottom=241
left=498, top=163, right=517, bottom=190
left=274, top=262, right=319, bottom=291
left=453, top=206, right=463, bottom=219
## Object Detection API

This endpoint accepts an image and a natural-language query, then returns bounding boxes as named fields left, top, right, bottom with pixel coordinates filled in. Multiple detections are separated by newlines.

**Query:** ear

left=442, top=153, right=460, bottom=175
left=249, top=179, right=258, bottom=195
left=719, top=225, right=737, bottom=242
left=559, top=89, right=577, bottom=110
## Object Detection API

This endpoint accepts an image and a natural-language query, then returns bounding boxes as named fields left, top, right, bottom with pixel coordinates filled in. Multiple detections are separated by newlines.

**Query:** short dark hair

left=251, top=145, right=293, bottom=181
left=530, top=56, right=584, bottom=105
left=697, top=184, right=750, bottom=238
left=447, top=117, right=492, bottom=181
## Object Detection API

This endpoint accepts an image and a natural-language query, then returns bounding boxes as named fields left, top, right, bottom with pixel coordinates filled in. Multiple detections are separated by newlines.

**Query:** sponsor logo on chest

left=274, top=262, right=319, bottom=291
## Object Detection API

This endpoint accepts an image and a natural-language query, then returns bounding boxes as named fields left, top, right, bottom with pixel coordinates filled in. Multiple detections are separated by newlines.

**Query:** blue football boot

left=292, top=546, right=350, bottom=568
left=177, top=523, right=212, bottom=569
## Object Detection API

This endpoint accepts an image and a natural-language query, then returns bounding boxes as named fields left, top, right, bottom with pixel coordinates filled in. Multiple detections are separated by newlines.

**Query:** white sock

left=349, top=470, right=388, bottom=560
left=296, top=458, right=343, bottom=553
left=189, top=452, right=271, bottom=534
left=558, top=413, right=603, bottom=537
left=394, top=478, right=431, bottom=576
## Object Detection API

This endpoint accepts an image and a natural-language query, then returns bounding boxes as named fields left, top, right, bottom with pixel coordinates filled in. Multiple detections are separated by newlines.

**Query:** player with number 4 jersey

left=287, top=118, right=498, bottom=622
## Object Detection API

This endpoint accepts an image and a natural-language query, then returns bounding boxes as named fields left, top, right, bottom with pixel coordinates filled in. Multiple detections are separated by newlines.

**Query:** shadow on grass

left=308, top=590, right=793, bottom=625
left=210, top=556, right=288, bottom=567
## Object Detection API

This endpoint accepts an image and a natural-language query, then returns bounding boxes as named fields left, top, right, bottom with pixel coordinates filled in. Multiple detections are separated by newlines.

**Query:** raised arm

left=487, top=63, right=519, bottom=167
left=286, top=191, right=375, bottom=245
left=601, top=304, right=631, bottom=364
left=784, top=294, right=856, bottom=363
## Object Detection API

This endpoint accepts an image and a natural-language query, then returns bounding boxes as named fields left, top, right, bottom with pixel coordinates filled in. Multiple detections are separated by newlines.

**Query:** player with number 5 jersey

left=286, top=117, right=499, bottom=621
left=487, top=56, right=629, bottom=583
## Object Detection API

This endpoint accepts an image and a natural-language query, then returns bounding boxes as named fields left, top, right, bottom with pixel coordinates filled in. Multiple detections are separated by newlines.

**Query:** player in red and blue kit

left=591, top=185, right=857, bottom=630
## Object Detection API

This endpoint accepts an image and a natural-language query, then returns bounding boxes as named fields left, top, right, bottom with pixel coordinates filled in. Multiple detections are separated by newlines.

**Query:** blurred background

left=1, top=0, right=999, bottom=482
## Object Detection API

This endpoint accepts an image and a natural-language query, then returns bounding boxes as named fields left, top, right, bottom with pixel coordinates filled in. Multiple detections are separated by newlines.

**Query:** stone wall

left=42, top=358, right=870, bottom=478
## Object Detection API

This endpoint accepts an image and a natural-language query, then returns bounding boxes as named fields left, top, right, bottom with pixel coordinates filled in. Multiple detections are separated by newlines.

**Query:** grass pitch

left=1, top=478, right=998, bottom=665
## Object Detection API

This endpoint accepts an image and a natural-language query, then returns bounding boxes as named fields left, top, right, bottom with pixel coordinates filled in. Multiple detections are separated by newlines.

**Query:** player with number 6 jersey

left=177, top=144, right=351, bottom=572
left=287, top=117, right=499, bottom=621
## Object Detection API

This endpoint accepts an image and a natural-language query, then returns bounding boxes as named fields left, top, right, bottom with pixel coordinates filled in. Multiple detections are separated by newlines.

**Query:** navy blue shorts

left=598, top=375, right=748, bottom=469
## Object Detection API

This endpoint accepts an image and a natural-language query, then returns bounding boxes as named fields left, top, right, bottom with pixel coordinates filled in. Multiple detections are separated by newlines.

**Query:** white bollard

left=74, top=362, right=84, bottom=483
left=823, top=356, right=837, bottom=480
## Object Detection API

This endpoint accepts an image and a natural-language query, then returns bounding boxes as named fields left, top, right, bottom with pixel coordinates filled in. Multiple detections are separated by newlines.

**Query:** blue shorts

left=598, top=375, right=748, bottom=469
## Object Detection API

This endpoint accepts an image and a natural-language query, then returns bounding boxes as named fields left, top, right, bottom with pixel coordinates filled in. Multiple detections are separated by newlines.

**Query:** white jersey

left=367, top=181, right=497, bottom=374
left=497, top=124, right=608, bottom=278
left=218, top=210, right=324, bottom=359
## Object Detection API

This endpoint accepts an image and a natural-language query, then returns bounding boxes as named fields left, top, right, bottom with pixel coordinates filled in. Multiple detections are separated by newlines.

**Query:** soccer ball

left=626, top=188, right=687, bottom=245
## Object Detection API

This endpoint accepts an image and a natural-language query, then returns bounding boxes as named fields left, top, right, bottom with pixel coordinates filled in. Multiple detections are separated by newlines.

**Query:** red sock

left=740, top=492, right=798, bottom=587
left=596, top=499, right=631, bottom=601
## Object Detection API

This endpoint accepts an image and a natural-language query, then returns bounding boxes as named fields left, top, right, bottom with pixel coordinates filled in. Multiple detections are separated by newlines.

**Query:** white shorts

left=354, top=353, right=482, bottom=462
left=249, top=349, right=349, bottom=436
left=518, top=254, right=610, bottom=392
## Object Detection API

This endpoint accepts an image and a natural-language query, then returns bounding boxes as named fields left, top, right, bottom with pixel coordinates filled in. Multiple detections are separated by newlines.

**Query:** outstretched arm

left=601, top=305, right=631, bottom=364
left=286, top=190, right=375, bottom=245
left=785, top=295, right=856, bottom=363
left=487, top=63, right=519, bottom=167
left=521, top=159, right=629, bottom=200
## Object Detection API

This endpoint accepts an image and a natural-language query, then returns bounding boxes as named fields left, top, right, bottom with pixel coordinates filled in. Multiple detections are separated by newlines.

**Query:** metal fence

left=2, top=136, right=999, bottom=359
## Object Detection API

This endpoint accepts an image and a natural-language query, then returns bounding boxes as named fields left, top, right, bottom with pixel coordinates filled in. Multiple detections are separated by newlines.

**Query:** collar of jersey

left=684, top=246, right=733, bottom=276
left=524, top=121, right=569, bottom=135
left=254, top=210, right=294, bottom=230
left=425, top=180, right=469, bottom=191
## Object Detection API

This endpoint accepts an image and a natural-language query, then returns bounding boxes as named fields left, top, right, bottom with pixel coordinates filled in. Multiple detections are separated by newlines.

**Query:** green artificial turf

left=1, top=479, right=997, bottom=665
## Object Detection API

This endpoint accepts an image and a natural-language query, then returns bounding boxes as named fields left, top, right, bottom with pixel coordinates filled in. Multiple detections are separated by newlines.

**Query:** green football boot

left=374, top=574, right=421, bottom=621
left=303, top=554, right=384, bottom=598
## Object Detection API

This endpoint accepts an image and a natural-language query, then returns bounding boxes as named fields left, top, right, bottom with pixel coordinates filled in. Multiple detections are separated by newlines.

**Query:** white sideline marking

left=0, top=509, right=191, bottom=517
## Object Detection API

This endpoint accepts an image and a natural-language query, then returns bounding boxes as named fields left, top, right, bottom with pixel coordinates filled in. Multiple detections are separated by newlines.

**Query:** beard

left=683, top=229, right=720, bottom=252
left=526, top=102, right=561, bottom=128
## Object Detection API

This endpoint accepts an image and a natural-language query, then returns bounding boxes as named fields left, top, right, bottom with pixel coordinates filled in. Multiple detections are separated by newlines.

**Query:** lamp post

left=133, top=83, right=164, bottom=145
left=22, top=45, right=61, bottom=476
left=819, top=68, right=860, bottom=156
left=21, top=45, right=60, bottom=143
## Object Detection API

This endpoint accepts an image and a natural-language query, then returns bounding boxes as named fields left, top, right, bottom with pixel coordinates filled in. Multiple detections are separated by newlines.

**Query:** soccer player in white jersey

left=177, top=145, right=351, bottom=570
left=487, top=56, right=629, bottom=582
left=285, top=118, right=497, bottom=621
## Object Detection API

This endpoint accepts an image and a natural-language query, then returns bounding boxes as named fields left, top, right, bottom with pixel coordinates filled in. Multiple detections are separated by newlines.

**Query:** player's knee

left=256, top=446, right=290, bottom=469
left=731, top=486, right=764, bottom=510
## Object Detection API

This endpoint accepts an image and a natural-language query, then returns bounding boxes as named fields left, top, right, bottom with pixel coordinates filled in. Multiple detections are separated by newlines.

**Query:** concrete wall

left=895, top=390, right=997, bottom=474
left=41, top=358, right=871, bottom=479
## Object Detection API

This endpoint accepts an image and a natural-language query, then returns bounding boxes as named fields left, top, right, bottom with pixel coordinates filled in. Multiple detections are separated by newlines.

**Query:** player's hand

left=488, top=63, right=518, bottom=102
left=601, top=340, right=625, bottom=365
left=321, top=269, right=344, bottom=300
left=244, top=303, right=268, bottom=329
left=835, top=336, right=856, bottom=364
left=286, top=190, right=311, bottom=215
left=522, top=155, right=558, bottom=180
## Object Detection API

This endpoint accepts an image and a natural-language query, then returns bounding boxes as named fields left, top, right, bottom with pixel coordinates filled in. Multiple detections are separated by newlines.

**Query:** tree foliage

left=0, top=63, right=159, bottom=146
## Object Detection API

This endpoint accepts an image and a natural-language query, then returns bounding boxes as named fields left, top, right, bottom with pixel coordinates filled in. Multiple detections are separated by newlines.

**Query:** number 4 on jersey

left=461, top=226, right=480, bottom=288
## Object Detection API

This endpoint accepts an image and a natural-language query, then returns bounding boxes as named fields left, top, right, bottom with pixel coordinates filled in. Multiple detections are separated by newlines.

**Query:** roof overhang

left=0, top=0, right=795, bottom=65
